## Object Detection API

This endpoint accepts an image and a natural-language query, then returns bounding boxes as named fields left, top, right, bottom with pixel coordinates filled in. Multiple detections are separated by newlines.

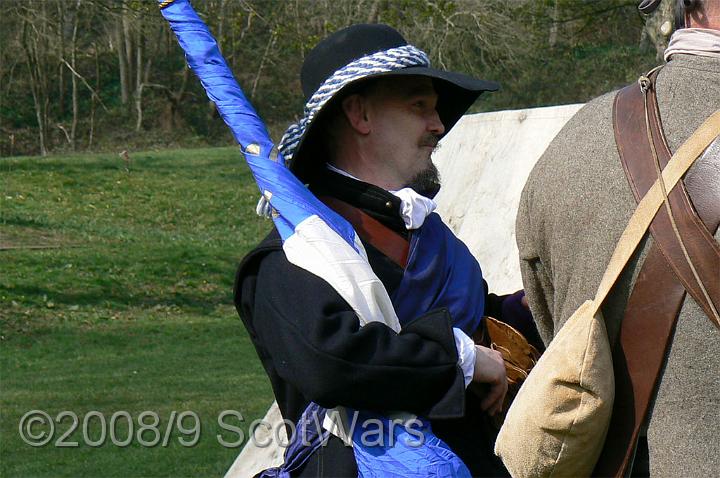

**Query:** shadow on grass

left=0, top=149, right=254, bottom=177
left=0, top=215, right=55, bottom=230
left=0, top=283, right=236, bottom=316
left=1, top=159, right=123, bottom=174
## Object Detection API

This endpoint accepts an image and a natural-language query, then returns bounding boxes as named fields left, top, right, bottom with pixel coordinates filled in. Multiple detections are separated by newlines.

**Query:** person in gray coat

left=515, top=0, right=719, bottom=476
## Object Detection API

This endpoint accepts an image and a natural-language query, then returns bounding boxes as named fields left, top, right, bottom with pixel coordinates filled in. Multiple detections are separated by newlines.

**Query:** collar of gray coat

left=664, top=28, right=720, bottom=62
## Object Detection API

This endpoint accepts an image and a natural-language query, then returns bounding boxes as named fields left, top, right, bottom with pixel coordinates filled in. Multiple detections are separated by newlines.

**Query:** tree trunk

left=22, top=18, right=49, bottom=156
left=57, top=0, right=66, bottom=117
left=208, top=0, right=226, bottom=119
left=134, top=25, right=143, bottom=132
left=116, top=22, right=129, bottom=104
left=549, top=0, right=559, bottom=47
left=250, top=28, right=277, bottom=101
left=122, top=1, right=134, bottom=94
left=367, top=0, right=381, bottom=23
left=161, top=66, right=189, bottom=133
left=70, top=0, right=82, bottom=150
left=138, top=24, right=160, bottom=131
left=216, top=0, right=226, bottom=50
left=89, top=42, right=99, bottom=148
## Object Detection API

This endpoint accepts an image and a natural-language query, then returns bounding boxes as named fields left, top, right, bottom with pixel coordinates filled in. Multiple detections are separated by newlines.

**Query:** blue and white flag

left=158, top=0, right=401, bottom=333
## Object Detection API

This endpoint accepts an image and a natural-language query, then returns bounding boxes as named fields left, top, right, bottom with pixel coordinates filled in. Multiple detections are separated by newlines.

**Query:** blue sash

left=392, top=212, right=485, bottom=334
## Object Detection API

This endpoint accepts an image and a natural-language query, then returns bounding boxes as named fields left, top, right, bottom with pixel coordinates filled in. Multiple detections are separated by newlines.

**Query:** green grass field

left=1, top=147, right=274, bottom=477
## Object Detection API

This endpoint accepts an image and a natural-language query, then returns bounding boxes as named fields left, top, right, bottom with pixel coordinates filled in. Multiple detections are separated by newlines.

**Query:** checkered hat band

left=279, top=44, right=430, bottom=164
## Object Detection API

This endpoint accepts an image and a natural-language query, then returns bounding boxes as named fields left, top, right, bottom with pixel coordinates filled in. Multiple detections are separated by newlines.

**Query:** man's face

left=361, top=76, right=445, bottom=195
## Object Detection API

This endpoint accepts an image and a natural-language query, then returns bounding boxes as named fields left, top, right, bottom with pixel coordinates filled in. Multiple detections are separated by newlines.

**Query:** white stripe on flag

left=283, top=214, right=407, bottom=446
left=283, top=215, right=401, bottom=332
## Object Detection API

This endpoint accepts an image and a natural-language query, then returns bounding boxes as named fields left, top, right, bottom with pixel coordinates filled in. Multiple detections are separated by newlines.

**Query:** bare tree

left=549, top=0, right=560, bottom=47
left=115, top=5, right=129, bottom=104
left=122, top=0, right=134, bottom=96
left=135, top=15, right=144, bottom=131
left=0, top=0, right=656, bottom=156
left=89, top=42, right=99, bottom=148
left=56, top=0, right=66, bottom=118
left=69, top=0, right=83, bottom=150
left=160, top=66, right=191, bottom=133
left=19, top=4, right=52, bottom=156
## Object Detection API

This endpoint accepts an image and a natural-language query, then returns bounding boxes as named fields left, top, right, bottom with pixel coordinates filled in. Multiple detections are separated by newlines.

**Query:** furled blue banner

left=158, top=0, right=356, bottom=246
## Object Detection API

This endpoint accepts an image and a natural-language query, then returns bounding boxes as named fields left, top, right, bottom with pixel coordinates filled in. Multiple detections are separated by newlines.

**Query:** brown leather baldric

left=319, top=196, right=410, bottom=268
left=594, top=72, right=720, bottom=477
left=615, top=72, right=720, bottom=321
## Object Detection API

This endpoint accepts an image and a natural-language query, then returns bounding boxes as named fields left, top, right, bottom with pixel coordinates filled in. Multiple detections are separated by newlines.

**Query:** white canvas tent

left=226, top=103, right=584, bottom=478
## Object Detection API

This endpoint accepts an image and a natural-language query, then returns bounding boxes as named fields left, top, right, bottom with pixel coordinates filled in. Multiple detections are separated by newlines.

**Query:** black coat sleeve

left=250, top=249, right=466, bottom=418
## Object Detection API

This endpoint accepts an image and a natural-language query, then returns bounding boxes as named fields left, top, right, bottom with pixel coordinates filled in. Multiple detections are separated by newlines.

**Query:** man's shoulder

left=254, top=227, right=283, bottom=252
left=516, top=84, right=637, bottom=257
left=235, top=228, right=284, bottom=289
left=521, top=90, right=618, bottom=201
left=552, top=90, right=617, bottom=149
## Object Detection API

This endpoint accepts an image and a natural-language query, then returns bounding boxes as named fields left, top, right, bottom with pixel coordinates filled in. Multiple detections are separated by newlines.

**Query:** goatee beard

left=406, top=162, right=441, bottom=198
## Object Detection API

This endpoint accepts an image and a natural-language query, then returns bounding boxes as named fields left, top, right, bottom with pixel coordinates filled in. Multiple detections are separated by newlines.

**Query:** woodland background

left=1, top=0, right=669, bottom=158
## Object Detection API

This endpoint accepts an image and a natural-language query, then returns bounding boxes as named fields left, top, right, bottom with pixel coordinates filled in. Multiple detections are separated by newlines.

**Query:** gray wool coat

left=516, top=53, right=720, bottom=477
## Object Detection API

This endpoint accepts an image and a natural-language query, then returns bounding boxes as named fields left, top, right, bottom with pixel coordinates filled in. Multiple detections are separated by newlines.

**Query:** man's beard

left=406, top=162, right=441, bottom=198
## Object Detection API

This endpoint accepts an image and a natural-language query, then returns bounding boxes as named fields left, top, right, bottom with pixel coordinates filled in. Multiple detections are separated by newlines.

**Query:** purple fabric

left=257, top=403, right=329, bottom=478
left=500, top=290, right=544, bottom=351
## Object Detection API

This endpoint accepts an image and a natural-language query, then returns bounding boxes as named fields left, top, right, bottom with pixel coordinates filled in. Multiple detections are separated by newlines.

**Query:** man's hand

left=471, top=345, right=507, bottom=416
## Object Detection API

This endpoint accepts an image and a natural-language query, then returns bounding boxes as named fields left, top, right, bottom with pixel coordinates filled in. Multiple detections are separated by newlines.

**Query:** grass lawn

left=1, top=147, right=274, bottom=477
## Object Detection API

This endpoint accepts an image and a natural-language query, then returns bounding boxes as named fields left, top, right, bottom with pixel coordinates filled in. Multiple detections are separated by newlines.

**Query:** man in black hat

left=236, top=23, right=530, bottom=477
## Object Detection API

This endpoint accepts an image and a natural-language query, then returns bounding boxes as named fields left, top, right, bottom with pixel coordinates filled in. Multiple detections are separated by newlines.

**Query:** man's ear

left=341, top=94, right=371, bottom=135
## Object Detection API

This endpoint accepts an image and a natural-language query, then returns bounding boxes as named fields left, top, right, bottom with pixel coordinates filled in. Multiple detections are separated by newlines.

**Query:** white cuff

left=453, top=328, right=476, bottom=388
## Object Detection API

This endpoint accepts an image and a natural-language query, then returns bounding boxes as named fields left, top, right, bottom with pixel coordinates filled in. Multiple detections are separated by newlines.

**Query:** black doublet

left=234, top=169, right=508, bottom=477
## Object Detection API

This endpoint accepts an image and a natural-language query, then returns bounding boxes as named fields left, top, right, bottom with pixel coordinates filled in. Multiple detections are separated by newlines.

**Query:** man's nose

left=428, top=110, right=445, bottom=135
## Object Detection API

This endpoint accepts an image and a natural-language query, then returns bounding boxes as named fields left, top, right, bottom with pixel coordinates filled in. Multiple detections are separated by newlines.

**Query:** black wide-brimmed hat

left=279, top=23, right=500, bottom=182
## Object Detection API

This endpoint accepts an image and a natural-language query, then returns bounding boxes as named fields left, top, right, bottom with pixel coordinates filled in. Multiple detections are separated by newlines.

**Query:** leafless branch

left=59, top=57, right=109, bottom=112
